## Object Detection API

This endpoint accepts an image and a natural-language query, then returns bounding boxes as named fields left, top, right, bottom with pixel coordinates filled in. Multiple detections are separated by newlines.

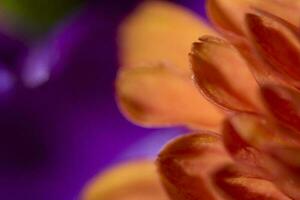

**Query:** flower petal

left=80, top=160, right=169, bottom=200
left=214, top=164, right=291, bottom=200
left=157, top=132, right=232, bottom=200
left=254, top=0, right=300, bottom=27
left=206, top=0, right=249, bottom=36
left=222, top=113, right=300, bottom=199
left=190, top=36, right=263, bottom=112
left=119, top=1, right=217, bottom=74
left=206, top=0, right=300, bottom=36
left=222, top=113, right=271, bottom=176
left=230, top=35, right=287, bottom=88
left=222, top=113, right=300, bottom=177
left=223, top=113, right=296, bottom=151
left=246, top=13, right=300, bottom=88
left=261, top=84, right=300, bottom=133
left=116, top=64, right=224, bottom=129
left=265, top=145, right=300, bottom=199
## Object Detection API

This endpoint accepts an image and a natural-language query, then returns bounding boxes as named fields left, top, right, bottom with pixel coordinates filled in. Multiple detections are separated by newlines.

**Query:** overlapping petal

left=190, top=35, right=263, bottom=113
left=206, top=0, right=249, bottom=36
left=112, top=1, right=300, bottom=200
left=222, top=112, right=300, bottom=199
left=206, top=0, right=300, bottom=36
left=261, top=84, right=300, bottom=133
left=214, top=164, right=291, bottom=200
left=116, top=64, right=224, bottom=129
left=246, top=13, right=300, bottom=88
left=157, top=133, right=231, bottom=200
left=81, top=160, right=169, bottom=200
left=264, top=145, right=300, bottom=199
left=223, top=113, right=299, bottom=165
left=157, top=130, right=292, bottom=200
left=118, top=0, right=217, bottom=74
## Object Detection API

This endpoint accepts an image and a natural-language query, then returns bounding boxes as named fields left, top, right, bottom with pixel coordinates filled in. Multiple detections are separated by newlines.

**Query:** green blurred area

left=2, top=0, right=84, bottom=36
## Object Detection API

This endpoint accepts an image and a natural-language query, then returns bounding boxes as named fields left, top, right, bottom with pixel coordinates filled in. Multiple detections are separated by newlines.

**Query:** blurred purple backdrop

left=0, top=1, right=205, bottom=199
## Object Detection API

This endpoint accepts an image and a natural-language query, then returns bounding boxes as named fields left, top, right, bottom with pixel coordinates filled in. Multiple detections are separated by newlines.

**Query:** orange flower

left=81, top=0, right=300, bottom=199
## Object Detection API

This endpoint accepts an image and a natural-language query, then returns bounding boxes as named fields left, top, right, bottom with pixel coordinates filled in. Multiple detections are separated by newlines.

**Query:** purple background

left=0, top=1, right=206, bottom=199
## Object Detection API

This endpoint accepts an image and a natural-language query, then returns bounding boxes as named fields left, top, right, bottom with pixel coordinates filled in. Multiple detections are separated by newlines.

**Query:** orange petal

left=265, top=145, right=300, bottom=199
left=118, top=1, right=217, bottom=75
left=223, top=113, right=292, bottom=150
left=222, top=113, right=271, bottom=175
left=222, top=113, right=300, bottom=176
left=116, top=64, right=224, bottom=129
left=190, top=36, right=263, bottom=112
left=214, top=164, right=291, bottom=200
left=246, top=13, right=300, bottom=88
left=261, top=84, right=300, bottom=133
left=157, top=132, right=232, bottom=200
left=223, top=113, right=300, bottom=199
left=213, top=12, right=290, bottom=89
left=206, top=0, right=300, bottom=37
left=254, top=0, right=300, bottom=27
left=230, top=36, right=288, bottom=88
left=206, top=0, right=250, bottom=36
left=80, top=160, right=169, bottom=200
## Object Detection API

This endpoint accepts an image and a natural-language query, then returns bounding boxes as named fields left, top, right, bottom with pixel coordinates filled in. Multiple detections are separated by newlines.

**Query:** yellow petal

left=119, top=0, right=217, bottom=74
left=116, top=64, right=224, bottom=129
left=80, top=160, right=169, bottom=200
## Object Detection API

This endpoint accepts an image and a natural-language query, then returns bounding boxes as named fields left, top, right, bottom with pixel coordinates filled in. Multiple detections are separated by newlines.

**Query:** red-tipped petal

left=157, top=133, right=231, bottom=200
left=190, top=36, right=262, bottom=113
left=246, top=13, right=300, bottom=88
left=263, top=145, right=300, bottom=200
left=222, top=113, right=300, bottom=178
left=206, top=0, right=247, bottom=36
left=223, top=112, right=300, bottom=199
left=214, top=164, right=291, bottom=200
left=222, top=113, right=271, bottom=176
left=206, top=0, right=300, bottom=37
left=261, top=84, right=300, bottom=133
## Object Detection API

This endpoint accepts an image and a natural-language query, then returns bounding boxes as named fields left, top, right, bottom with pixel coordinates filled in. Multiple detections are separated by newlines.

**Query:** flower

left=81, top=0, right=300, bottom=200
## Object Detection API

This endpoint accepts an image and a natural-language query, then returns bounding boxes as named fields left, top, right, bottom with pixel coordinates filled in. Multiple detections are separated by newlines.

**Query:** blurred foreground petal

left=81, top=160, right=169, bottom=200
left=119, top=0, right=216, bottom=74
left=116, top=64, right=224, bottom=129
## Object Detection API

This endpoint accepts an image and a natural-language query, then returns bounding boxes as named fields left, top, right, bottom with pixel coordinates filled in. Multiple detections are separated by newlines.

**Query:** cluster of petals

left=81, top=0, right=300, bottom=199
